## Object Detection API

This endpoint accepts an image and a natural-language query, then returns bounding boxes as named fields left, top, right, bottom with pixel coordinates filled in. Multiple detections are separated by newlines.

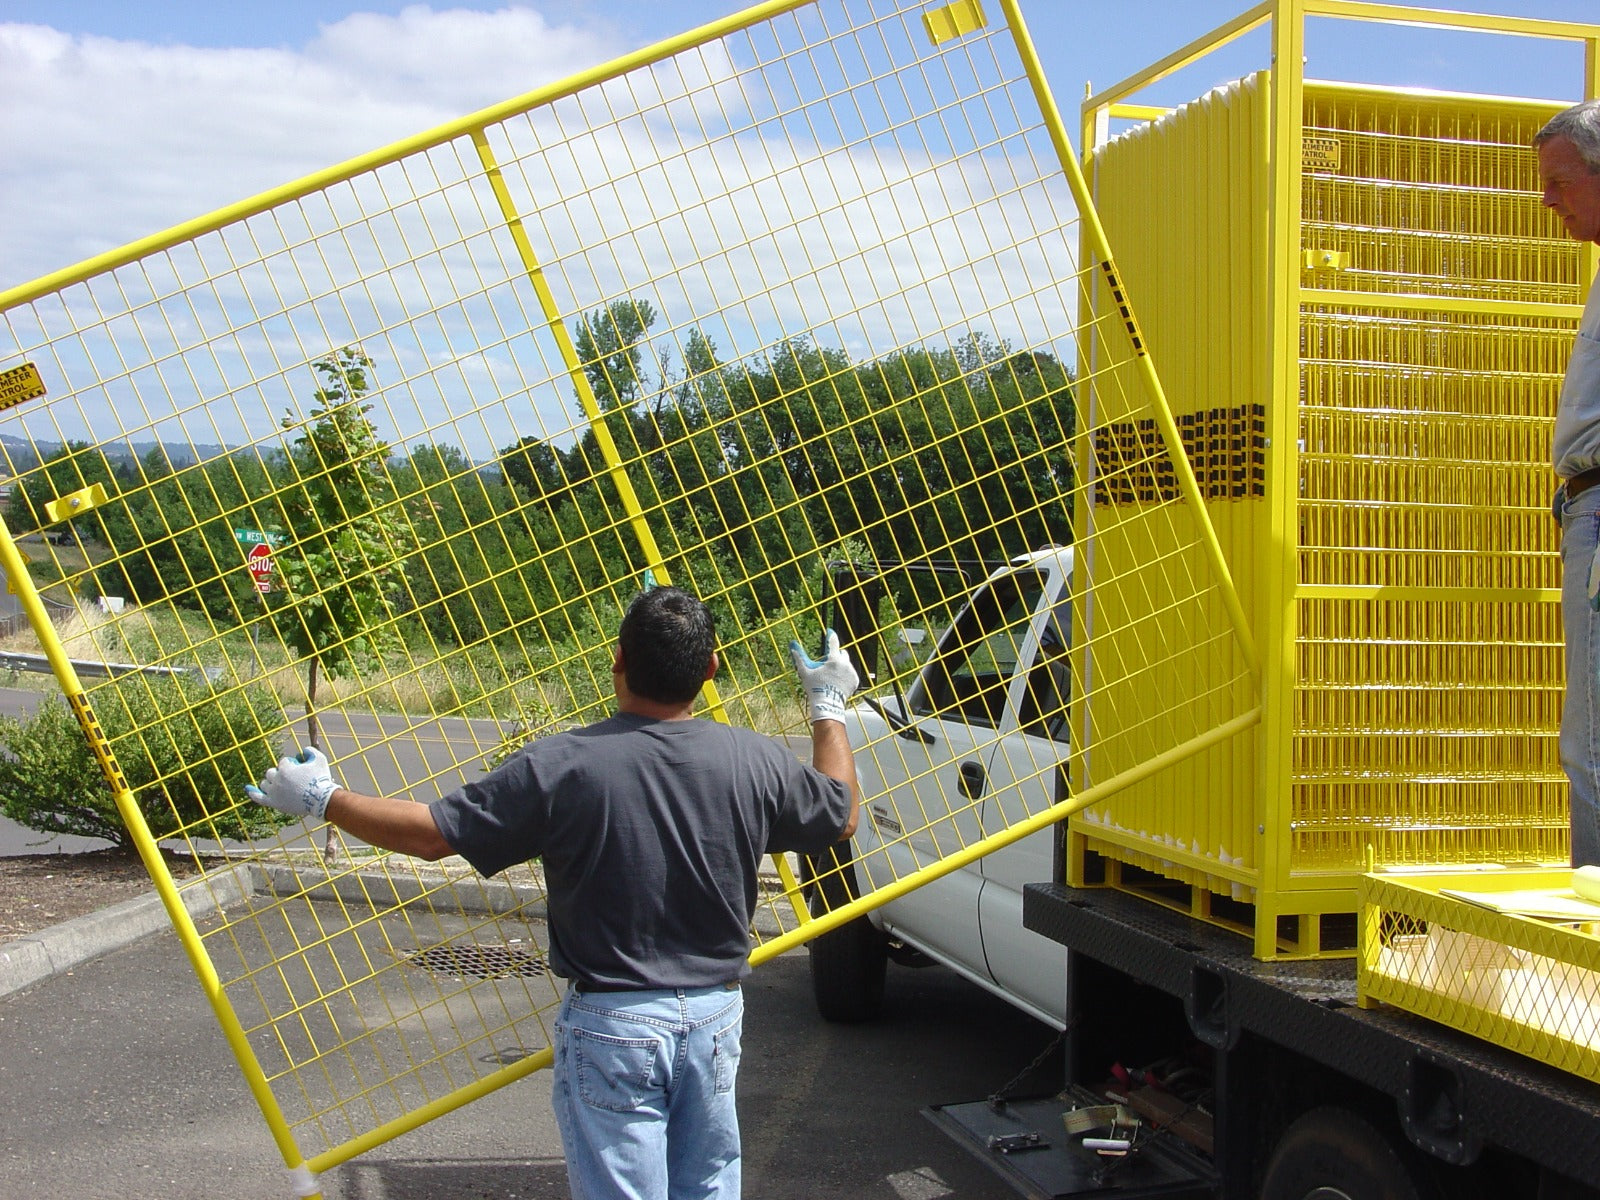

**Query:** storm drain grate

left=407, top=943, right=547, bottom=980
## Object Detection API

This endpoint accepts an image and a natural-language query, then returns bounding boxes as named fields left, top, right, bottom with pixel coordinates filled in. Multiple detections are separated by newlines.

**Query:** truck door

left=869, top=567, right=1047, bottom=981
left=976, top=587, right=1073, bottom=1022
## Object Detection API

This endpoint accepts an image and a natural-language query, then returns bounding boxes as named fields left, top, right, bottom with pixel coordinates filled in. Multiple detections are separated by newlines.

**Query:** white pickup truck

left=806, top=546, right=1074, bottom=1028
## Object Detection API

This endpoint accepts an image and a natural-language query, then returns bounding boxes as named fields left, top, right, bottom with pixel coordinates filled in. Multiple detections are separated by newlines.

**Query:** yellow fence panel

left=0, top=0, right=1253, bottom=1187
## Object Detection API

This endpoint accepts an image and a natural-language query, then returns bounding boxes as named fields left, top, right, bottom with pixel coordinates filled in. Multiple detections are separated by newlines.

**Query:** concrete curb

left=0, top=863, right=254, bottom=1000
left=252, top=860, right=548, bottom=918
left=0, top=859, right=545, bottom=999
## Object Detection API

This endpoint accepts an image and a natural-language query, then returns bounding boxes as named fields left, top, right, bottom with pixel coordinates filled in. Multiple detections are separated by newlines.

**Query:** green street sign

left=234, top=528, right=287, bottom=547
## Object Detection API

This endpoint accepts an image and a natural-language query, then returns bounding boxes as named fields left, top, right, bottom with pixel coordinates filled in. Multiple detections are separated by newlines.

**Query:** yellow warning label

left=1303, top=136, right=1342, bottom=172
left=0, top=362, right=47, bottom=413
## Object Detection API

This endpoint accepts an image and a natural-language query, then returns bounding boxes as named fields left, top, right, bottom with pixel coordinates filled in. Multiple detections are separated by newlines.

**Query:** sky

left=3, top=0, right=1598, bottom=293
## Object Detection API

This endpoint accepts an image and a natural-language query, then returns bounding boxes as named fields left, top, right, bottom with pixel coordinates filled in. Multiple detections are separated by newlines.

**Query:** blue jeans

left=552, top=983, right=744, bottom=1200
left=1560, top=485, right=1600, bottom=867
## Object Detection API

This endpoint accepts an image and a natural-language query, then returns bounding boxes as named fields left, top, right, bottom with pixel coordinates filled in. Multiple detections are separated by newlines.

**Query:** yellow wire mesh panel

left=0, top=0, right=1253, bottom=1181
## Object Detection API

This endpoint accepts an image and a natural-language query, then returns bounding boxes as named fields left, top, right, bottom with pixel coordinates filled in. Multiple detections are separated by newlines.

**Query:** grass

left=0, top=595, right=809, bottom=736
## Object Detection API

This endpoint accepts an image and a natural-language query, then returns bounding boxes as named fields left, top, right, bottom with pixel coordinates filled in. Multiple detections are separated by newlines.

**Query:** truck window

left=1017, top=605, right=1071, bottom=742
left=913, top=571, right=1045, bottom=729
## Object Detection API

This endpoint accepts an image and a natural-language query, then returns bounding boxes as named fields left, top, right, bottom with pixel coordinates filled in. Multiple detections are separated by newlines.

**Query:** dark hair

left=1535, top=100, right=1600, bottom=174
left=618, top=586, right=716, bottom=704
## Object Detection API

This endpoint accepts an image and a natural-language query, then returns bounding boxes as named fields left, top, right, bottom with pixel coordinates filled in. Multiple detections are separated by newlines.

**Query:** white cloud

left=0, top=6, right=627, bottom=288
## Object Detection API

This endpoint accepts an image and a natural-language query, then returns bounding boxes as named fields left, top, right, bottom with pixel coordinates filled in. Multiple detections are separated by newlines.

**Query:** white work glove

left=790, top=629, right=859, bottom=725
left=245, top=746, right=338, bottom=821
left=1589, top=543, right=1600, bottom=611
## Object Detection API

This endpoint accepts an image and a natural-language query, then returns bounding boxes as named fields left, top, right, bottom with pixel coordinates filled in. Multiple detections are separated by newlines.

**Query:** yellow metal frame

left=1358, top=866, right=1600, bottom=1084
left=1079, top=1, right=1600, bottom=959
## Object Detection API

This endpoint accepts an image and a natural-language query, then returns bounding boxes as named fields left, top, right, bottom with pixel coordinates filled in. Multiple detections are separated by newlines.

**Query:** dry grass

left=1, top=598, right=804, bottom=735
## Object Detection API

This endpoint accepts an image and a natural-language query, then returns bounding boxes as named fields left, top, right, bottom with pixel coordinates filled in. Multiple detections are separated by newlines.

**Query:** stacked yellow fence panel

left=0, top=0, right=1254, bottom=1185
left=1075, top=74, right=1274, bottom=924
left=1079, top=4, right=1595, bottom=958
left=1295, top=87, right=1572, bottom=877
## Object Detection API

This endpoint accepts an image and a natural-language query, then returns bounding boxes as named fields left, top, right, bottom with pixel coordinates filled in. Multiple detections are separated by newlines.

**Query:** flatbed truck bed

left=926, top=883, right=1600, bottom=1198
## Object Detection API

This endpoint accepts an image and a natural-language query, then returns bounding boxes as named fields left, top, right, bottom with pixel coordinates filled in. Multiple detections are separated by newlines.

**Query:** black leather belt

left=1569, top=466, right=1600, bottom=500
left=571, top=979, right=741, bottom=993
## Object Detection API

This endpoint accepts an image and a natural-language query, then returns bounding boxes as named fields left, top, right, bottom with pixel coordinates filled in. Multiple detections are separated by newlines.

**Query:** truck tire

left=1259, top=1106, right=1433, bottom=1200
left=808, top=915, right=888, bottom=1023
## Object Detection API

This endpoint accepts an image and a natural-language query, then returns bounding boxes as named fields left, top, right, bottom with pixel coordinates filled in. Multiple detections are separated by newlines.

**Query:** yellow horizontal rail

left=1086, top=0, right=1599, bottom=117
left=1297, top=585, right=1562, bottom=605
left=305, top=1047, right=555, bottom=1176
left=1307, top=0, right=1600, bottom=44
left=1302, top=290, right=1584, bottom=322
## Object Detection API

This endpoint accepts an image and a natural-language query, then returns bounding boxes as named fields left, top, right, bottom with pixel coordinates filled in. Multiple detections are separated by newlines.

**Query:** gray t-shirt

left=430, top=712, right=851, bottom=988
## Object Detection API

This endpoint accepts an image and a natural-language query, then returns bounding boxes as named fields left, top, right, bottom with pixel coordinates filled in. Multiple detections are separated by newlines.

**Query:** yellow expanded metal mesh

left=1359, top=868, right=1600, bottom=1085
left=0, top=0, right=1253, bottom=1183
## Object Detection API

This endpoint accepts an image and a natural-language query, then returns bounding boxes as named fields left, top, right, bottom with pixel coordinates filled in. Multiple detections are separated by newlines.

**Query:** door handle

left=957, top=760, right=986, bottom=799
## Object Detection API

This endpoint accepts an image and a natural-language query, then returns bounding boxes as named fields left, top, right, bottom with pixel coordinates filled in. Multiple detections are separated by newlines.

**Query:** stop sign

left=246, top=542, right=274, bottom=593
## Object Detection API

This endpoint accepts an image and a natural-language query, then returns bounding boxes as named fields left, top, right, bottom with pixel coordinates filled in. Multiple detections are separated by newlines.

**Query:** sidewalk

left=0, top=865, right=250, bottom=998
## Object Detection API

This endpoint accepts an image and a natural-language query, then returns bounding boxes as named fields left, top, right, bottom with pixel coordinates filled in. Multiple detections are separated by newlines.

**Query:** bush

left=0, top=675, right=288, bottom=850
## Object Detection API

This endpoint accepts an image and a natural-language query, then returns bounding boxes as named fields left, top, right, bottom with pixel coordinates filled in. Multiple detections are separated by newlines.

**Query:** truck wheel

left=1259, top=1107, right=1433, bottom=1200
left=809, top=916, right=888, bottom=1023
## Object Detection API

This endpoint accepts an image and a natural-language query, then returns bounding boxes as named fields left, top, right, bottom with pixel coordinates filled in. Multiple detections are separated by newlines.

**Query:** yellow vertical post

left=0, top=513, right=324, bottom=1199
left=1255, top=0, right=1307, bottom=958
left=464, top=127, right=806, bottom=917
left=468, top=127, right=731, bottom=727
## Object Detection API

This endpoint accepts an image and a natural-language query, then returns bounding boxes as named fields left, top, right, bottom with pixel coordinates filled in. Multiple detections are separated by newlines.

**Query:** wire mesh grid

left=0, top=0, right=1253, bottom=1174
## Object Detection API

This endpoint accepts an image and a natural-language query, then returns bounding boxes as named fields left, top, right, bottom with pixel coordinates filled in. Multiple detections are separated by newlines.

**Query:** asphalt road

left=0, top=686, right=815, bottom=859
left=0, top=915, right=1063, bottom=1200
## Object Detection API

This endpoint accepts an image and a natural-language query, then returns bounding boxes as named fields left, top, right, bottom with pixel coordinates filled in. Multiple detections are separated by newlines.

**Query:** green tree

left=499, top=434, right=566, bottom=508
left=266, top=348, right=418, bottom=751
left=5, top=441, right=121, bottom=542
left=392, top=441, right=553, bottom=650
left=575, top=298, right=659, bottom=412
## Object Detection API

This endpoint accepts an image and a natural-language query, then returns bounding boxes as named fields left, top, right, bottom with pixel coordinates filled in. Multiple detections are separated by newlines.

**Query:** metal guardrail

left=0, top=649, right=222, bottom=683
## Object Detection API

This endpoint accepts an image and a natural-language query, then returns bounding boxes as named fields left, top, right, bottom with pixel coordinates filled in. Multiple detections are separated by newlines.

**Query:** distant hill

left=0, top=434, right=239, bottom=478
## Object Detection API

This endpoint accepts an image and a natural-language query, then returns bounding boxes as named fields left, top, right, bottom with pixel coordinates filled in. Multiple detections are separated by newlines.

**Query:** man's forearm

left=324, top=788, right=455, bottom=861
left=811, top=720, right=861, bottom=840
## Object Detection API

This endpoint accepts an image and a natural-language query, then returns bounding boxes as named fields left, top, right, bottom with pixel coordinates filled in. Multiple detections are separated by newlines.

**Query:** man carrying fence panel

left=246, top=584, right=862, bottom=1199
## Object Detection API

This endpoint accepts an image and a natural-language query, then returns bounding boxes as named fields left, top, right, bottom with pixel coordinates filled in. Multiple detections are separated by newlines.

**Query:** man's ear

left=612, top=646, right=625, bottom=674
left=705, top=651, right=719, bottom=681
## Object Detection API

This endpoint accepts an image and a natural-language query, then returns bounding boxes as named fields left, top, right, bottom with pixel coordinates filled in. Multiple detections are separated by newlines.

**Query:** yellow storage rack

left=1073, top=0, right=1599, bottom=958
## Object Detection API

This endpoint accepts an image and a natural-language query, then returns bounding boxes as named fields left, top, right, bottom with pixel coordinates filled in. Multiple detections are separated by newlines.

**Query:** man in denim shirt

left=248, top=586, right=863, bottom=1198
left=1537, top=99, right=1600, bottom=866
